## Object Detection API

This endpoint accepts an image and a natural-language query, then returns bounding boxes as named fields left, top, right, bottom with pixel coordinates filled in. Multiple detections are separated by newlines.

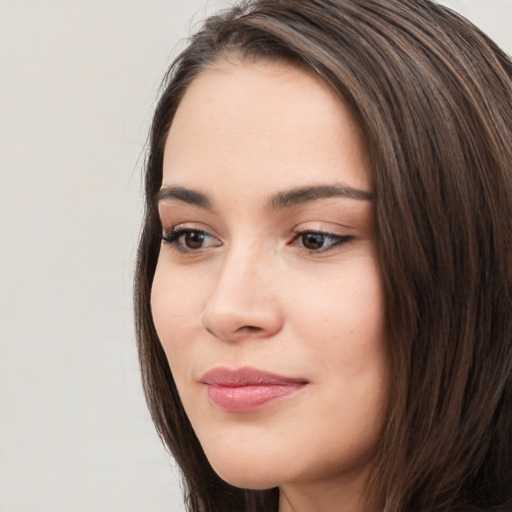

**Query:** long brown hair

left=134, top=1, right=512, bottom=510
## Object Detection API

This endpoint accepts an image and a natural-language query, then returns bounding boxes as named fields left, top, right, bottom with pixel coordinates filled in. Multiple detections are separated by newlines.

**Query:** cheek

left=150, top=262, right=202, bottom=366
left=285, top=257, right=387, bottom=414
left=286, top=257, right=385, bottom=342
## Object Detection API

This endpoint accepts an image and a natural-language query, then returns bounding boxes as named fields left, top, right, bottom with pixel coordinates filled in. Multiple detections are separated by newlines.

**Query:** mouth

left=199, top=366, right=309, bottom=413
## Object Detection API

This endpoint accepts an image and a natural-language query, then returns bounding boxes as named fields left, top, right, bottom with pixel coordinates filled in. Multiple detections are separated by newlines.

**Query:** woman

left=134, top=0, right=512, bottom=511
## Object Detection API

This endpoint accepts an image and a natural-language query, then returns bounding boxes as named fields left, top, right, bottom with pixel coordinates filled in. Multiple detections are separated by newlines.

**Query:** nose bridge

left=201, top=239, right=282, bottom=340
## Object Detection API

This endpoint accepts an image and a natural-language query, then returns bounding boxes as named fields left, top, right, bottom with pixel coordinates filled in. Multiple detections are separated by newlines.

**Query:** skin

left=151, top=60, right=388, bottom=512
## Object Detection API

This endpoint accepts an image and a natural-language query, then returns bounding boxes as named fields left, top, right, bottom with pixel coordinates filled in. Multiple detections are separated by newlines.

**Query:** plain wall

left=1, top=1, right=511, bottom=511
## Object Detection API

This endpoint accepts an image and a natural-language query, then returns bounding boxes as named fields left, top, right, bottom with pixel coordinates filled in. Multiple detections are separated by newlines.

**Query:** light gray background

left=1, top=1, right=511, bottom=511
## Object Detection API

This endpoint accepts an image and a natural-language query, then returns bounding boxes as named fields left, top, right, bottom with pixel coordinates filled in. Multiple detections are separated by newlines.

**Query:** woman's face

left=151, top=60, right=388, bottom=501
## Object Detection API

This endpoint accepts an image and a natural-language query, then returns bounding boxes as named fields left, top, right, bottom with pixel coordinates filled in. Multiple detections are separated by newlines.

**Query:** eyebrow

left=156, top=186, right=212, bottom=209
left=156, top=184, right=373, bottom=210
left=267, top=184, right=373, bottom=209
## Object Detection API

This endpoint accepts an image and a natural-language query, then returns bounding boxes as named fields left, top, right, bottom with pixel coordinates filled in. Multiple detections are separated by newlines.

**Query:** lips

left=200, top=366, right=308, bottom=412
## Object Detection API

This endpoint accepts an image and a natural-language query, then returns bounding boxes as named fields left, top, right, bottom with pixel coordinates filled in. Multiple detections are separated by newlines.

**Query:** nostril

left=200, top=299, right=283, bottom=341
left=238, top=325, right=261, bottom=332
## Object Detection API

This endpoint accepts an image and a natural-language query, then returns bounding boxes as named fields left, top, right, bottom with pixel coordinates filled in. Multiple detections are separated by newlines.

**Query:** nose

left=200, top=250, right=284, bottom=342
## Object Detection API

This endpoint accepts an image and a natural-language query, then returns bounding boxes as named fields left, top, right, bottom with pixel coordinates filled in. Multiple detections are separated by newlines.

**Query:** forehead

left=162, top=60, right=371, bottom=197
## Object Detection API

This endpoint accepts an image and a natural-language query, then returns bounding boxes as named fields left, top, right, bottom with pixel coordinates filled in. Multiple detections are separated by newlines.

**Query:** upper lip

left=200, top=366, right=309, bottom=387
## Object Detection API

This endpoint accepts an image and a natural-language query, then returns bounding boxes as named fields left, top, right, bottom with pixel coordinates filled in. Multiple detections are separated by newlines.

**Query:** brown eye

left=293, top=231, right=353, bottom=253
left=161, top=228, right=220, bottom=252
left=301, top=232, right=327, bottom=250
left=183, top=231, right=207, bottom=249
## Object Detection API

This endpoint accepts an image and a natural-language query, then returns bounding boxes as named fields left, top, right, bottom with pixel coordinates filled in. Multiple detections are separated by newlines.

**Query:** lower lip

left=205, top=383, right=305, bottom=412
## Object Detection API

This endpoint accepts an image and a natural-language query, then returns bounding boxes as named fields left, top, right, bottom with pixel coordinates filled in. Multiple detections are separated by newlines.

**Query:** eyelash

left=161, top=228, right=353, bottom=254
left=161, top=228, right=218, bottom=253
left=290, top=230, right=353, bottom=254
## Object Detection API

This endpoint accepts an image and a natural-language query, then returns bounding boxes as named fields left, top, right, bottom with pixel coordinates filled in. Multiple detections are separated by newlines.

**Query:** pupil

left=302, top=233, right=325, bottom=250
left=185, top=232, right=205, bottom=249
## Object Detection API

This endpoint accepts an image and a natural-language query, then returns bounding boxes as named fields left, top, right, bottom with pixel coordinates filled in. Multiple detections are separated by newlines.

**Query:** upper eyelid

left=162, top=226, right=219, bottom=241
left=161, top=221, right=217, bottom=234
left=161, top=225, right=351, bottom=238
left=291, top=230, right=354, bottom=252
left=161, top=227, right=221, bottom=251
left=292, top=221, right=354, bottom=234
left=291, top=229, right=353, bottom=241
left=293, top=226, right=347, bottom=233
left=160, top=217, right=356, bottom=239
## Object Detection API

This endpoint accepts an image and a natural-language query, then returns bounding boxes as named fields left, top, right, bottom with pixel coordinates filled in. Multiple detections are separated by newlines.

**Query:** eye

left=292, top=230, right=353, bottom=253
left=161, top=228, right=221, bottom=252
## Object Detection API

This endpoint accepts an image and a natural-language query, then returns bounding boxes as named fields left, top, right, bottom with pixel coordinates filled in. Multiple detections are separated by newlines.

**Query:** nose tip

left=201, top=313, right=273, bottom=341
left=200, top=268, right=283, bottom=342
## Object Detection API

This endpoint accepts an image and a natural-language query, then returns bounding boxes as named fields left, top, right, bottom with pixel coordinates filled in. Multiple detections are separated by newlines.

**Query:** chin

left=201, top=439, right=286, bottom=490
left=211, top=464, right=280, bottom=491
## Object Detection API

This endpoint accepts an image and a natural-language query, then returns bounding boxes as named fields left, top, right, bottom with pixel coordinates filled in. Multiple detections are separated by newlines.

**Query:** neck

left=277, top=469, right=380, bottom=512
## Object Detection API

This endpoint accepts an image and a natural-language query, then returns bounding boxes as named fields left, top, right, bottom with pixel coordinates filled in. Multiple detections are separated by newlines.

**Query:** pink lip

left=200, top=366, right=308, bottom=412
